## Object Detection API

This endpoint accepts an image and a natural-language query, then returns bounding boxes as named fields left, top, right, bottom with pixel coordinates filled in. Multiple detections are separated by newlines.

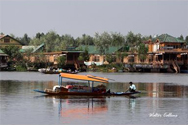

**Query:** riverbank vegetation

left=0, top=31, right=187, bottom=71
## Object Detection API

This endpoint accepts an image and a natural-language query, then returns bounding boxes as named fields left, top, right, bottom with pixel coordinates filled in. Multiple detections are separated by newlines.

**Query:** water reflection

left=45, top=96, right=107, bottom=120
left=145, top=83, right=188, bottom=98
left=129, top=98, right=136, bottom=110
left=1, top=80, right=188, bottom=125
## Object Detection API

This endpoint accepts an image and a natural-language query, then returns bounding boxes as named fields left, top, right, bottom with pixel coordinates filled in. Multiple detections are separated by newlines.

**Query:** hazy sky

left=0, top=0, right=188, bottom=38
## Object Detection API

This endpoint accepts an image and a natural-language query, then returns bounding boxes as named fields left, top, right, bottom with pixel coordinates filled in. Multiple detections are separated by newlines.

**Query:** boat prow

left=33, top=89, right=47, bottom=94
left=106, top=91, right=141, bottom=96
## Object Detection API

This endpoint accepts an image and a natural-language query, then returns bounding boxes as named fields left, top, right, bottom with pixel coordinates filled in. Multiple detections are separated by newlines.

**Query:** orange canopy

left=60, top=73, right=109, bottom=83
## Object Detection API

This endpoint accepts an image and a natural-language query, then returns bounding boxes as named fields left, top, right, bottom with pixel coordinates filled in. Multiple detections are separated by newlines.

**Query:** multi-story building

left=145, top=34, right=188, bottom=72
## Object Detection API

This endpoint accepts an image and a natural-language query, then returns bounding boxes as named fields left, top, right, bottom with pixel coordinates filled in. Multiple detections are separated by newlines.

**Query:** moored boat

left=38, top=68, right=78, bottom=74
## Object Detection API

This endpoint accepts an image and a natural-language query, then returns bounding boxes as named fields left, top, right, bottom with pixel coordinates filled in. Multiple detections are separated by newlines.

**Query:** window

left=95, top=56, right=100, bottom=62
left=92, top=56, right=100, bottom=62
left=128, top=57, right=134, bottom=63
left=4, top=38, right=10, bottom=43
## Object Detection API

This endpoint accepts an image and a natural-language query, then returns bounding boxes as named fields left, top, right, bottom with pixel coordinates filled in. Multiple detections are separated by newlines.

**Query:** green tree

left=57, top=56, right=66, bottom=68
left=44, top=31, right=60, bottom=52
left=126, top=31, right=142, bottom=47
left=106, top=54, right=116, bottom=64
left=18, top=33, right=31, bottom=45
left=33, top=52, right=50, bottom=68
left=78, top=48, right=89, bottom=61
left=76, top=34, right=94, bottom=45
left=178, top=35, right=184, bottom=40
left=1, top=46, right=23, bottom=61
left=35, top=32, right=44, bottom=39
left=138, top=43, right=148, bottom=62
left=60, top=34, right=76, bottom=49
left=111, top=32, right=125, bottom=46
left=24, top=48, right=34, bottom=64
left=30, top=36, right=43, bottom=46
left=185, top=35, right=188, bottom=45
left=30, top=31, right=62, bottom=52
left=115, top=51, right=128, bottom=63
left=94, top=32, right=112, bottom=55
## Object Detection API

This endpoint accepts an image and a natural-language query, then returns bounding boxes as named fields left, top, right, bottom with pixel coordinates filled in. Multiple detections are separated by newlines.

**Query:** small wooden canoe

left=34, top=89, right=141, bottom=96
left=109, top=91, right=141, bottom=96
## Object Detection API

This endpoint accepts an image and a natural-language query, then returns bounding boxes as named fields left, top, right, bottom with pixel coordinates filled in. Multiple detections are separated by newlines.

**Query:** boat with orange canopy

left=34, top=73, right=109, bottom=96
left=34, top=73, right=140, bottom=96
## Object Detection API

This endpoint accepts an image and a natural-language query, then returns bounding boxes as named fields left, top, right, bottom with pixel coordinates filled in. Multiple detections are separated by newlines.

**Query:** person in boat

left=126, top=82, right=136, bottom=92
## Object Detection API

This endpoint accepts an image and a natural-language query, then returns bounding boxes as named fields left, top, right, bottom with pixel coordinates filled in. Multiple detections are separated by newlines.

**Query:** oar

left=107, top=78, right=115, bottom=81
left=87, top=75, right=108, bottom=83
left=87, top=75, right=115, bottom=81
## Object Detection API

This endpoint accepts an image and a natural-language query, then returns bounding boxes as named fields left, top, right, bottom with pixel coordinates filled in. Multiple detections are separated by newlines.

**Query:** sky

left=0, top=0, right=188, bottom=38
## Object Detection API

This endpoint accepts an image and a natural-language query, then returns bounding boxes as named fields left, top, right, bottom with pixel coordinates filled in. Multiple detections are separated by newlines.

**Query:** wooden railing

left=158, top=48, right=188, bottom=52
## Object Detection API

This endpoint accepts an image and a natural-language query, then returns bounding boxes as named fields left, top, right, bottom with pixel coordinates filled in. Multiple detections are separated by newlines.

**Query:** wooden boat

left=34, top=89, right=141, bottom=96
left=109, top=91, right=141, bottom=96
left=180, top=70, right=188, bottom=73
left=43, top=71, right=78, bottom=74
left=34, top=73, right=141, bottom=96
left=38, top=68, right=78, bottom=74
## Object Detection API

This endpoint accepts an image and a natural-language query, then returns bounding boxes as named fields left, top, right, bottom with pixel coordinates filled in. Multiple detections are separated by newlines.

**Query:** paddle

left=86, top=75, right=115, bottom=81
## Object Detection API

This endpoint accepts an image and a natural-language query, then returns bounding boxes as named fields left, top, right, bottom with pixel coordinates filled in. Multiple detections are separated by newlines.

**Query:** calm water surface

left=0, top=72, right=188, bottom=125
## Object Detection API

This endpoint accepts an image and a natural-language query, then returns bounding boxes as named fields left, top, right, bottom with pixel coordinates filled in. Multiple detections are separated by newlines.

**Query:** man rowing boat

left=126, top=82, right=136, bottom=92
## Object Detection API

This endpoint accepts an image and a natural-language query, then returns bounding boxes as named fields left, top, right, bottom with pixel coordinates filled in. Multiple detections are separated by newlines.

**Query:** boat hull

left=110, top=91, right=141, bottom=96
left=33, top=89, right=141, bottom=96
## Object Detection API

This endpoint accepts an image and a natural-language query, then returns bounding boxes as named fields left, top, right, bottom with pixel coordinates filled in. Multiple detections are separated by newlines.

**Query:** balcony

left=158, top=47, right=188, bottom=53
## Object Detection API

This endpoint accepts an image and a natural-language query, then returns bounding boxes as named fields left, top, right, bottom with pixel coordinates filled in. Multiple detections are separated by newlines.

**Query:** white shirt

left=130, top=84, right=136, bottom=90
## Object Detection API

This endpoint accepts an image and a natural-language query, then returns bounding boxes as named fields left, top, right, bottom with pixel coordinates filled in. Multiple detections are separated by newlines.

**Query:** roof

left=0, top=49, right=8, bottom=56
left=32, top=43, right=45, bottom=53
left=61, top=50, right=83, bottom=54
left=0, top=35, right=23, bottom=45
left=152, top=34, right=185, bottom=43
left=20, top=46, right=36, bottom=53
left=40, top=51, right=83, bottom=55
left=76, top=45, right=122, bottom=54
left=60, top=73, right=109, bottom=83
left=0, top=35, right=5, bottom=39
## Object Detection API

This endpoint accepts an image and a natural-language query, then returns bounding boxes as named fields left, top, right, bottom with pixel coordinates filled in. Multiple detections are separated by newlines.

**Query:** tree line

left=0, top=31, right=187, bottom=71
left=1, top=31, right=188, bottom=49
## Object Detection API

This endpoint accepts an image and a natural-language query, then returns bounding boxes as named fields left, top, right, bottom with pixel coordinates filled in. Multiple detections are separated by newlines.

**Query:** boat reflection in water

left=1, top=78, right=188, bottom=125
left=46, top=96, right=108, bottom=120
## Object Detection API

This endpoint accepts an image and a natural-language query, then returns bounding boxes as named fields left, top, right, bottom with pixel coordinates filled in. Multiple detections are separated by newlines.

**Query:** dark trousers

left=129, top=88, right=136, bottom=92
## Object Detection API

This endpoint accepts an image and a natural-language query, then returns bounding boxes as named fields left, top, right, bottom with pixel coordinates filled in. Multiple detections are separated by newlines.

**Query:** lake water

left=0, top=72, right=188, bottom=125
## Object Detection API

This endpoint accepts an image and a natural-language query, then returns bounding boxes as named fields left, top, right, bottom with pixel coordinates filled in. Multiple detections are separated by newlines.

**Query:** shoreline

left=0, top=71, right=187, bottom=85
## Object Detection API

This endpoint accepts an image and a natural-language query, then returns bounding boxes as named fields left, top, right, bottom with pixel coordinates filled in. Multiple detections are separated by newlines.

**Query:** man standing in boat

left=126, top=82, right=136, bottom=92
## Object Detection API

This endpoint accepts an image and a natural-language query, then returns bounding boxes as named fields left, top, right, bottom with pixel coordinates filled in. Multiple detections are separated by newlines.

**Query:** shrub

left=15, top=64, right=27, bottom=71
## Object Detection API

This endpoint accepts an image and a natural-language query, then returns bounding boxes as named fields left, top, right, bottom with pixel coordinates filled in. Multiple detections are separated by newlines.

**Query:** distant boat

left=180, top=70, right=188, bottom=73
left=38, top=68, right=78, bottom=74
left=34, top=73, right=141, bottom=96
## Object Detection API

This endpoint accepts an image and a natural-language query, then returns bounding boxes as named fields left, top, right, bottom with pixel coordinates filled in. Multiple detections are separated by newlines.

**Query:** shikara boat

left=109, top=91, right=141, bottom=96
left=38, top=68, right=78, bottom=74
left=34, top=73, right=141, bottom=96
